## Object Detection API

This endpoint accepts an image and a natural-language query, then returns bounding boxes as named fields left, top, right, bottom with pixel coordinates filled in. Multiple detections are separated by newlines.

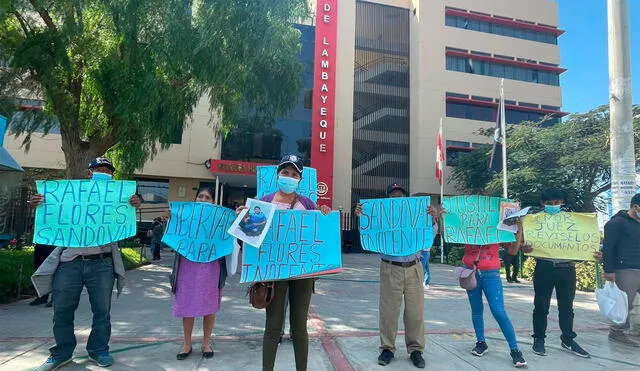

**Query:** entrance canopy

left=206, top=159, right=272, bottom=188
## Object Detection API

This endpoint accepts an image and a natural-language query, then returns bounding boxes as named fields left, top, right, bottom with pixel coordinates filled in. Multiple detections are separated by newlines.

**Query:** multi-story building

left=3, top=0, right=566, bottom=218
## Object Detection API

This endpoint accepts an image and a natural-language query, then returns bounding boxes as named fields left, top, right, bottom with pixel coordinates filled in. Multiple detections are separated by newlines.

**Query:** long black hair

left=195, top=186, right=216, bottom=202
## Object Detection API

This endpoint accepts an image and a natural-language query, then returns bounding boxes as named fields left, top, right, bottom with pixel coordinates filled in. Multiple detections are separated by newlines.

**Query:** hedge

left=0, top=246, right=148, bottom=304
left=519, top=256, right=598, bottom=292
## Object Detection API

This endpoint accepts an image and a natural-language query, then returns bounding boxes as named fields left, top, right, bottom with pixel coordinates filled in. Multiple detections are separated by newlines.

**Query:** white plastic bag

left=596, top=281, right=629, bottom=325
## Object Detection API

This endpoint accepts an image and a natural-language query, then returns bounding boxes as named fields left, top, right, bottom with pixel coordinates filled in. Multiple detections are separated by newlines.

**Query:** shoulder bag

left=455, top=247, right=482, bottom=291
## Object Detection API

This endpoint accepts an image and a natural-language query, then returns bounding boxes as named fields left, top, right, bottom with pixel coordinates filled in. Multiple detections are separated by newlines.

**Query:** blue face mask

left=91, top=171, right=113, bottom=181
left=544, top=205, right=561, bottom=214
left=277, top=176, right=300, bottom=194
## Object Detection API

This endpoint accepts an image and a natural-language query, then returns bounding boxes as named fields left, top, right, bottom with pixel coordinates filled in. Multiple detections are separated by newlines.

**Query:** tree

left=0, top=0, right=306, bottom=178
left=451, top=105, right=640, bottom=212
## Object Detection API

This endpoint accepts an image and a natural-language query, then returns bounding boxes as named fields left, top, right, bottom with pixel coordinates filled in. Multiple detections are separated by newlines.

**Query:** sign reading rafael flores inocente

left=33, top=179, right=137, bottom=247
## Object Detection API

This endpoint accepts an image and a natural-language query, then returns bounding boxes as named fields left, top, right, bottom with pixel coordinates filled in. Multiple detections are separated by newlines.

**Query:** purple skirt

left=172, top=257, right=222, bottom=318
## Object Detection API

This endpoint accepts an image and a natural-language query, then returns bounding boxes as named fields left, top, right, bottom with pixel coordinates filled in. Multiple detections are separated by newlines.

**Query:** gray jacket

left=31, top=244, right=127, bottom=297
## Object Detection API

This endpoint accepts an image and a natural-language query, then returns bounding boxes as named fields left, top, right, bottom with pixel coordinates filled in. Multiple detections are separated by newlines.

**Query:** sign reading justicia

left=311, top=1, right=337, bottom=207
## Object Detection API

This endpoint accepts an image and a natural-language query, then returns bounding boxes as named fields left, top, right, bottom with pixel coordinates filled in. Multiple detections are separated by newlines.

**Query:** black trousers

left=532, top=260, right=577, bottom=343
left=503, top=254, right=519, bottom=280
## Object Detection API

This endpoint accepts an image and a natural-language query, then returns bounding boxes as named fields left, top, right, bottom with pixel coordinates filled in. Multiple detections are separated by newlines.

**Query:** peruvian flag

left=435, top=126, right=444, bottom=185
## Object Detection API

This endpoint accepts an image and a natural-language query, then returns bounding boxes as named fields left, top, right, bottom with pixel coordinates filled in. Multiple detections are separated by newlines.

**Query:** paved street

left=1, top=252, right=639, bottom=371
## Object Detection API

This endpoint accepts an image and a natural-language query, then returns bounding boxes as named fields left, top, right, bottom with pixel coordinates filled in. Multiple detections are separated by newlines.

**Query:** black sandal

left=176, top=348, right=192, bottom=361
left=202, top=349, right=214, bottom=359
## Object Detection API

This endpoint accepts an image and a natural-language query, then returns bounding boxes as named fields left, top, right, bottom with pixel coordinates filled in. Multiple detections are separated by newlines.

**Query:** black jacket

left=602, top=210, right=640, bottom=273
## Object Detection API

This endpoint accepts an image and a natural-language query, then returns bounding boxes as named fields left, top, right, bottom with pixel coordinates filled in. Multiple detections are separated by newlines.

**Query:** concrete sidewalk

left=1, top=252, right=639, bottom=371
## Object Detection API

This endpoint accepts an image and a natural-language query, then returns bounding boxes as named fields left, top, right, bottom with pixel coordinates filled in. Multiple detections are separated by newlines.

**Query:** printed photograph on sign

left=228, top=198, right=276, bottom=248
left=497, top=202, right=522, bottom=233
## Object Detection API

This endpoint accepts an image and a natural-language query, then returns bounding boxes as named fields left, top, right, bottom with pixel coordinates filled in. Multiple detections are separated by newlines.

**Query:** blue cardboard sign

left=358, top=196, right=433, bottom=256
left=162, top=202, right=236, bottom=263
left=442, top=195, right=516, bottom=245
left=240, top=210, right=342, bottom=283
left=33, top=180, right=137, bottom=247
left=256, top=166, right=318, bottom=202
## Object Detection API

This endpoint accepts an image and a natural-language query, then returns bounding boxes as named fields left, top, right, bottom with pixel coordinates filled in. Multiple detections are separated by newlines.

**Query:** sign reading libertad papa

left=34, top=180, right=137, bottom=247
left=523, top=212, right=599, bottom=261
left=162, top=202, right=236, bottom=263
left=442, top=195, right=516, bottom=245
left=311, top=0, right=338, bottom=206
left=358, top=197, right=433, bottom=256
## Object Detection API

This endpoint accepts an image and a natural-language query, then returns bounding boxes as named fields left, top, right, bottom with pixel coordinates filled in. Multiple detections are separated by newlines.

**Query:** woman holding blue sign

left=237, top=154, right=331, bottom=371
left=171, top=186, right=227, bottom=361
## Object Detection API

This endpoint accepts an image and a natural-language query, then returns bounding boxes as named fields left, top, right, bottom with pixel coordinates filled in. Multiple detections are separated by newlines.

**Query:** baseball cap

left=277, top=154, right=304, bottom=174
left=88, top=157, right=116, bottom=172
left=386, top=183, right=406, bottom=195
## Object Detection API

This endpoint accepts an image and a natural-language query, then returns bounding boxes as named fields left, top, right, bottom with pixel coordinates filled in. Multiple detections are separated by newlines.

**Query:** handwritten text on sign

left=256, top=166, right=318, bottom=203
left=442, top=195, right=516, bottom=245
left=240, top=211, right=342, bottom=283
left=523, top=212, right=599, bottom=261
left=359, top=197, right=433, bottom=256
left=34, top=180, right=136, bottom=247
left=162, top=202, right=236, bottom=263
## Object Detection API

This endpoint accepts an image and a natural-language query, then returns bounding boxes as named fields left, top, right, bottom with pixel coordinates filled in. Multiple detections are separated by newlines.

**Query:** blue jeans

left=50, top=257, right=115, bottom=360
left=420, top=250, right=431, bottom=285
left=466, top=269, right=518, bottom=350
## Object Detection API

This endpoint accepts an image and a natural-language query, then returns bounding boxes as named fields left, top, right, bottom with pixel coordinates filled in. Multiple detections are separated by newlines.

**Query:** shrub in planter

left=446, top=246, right=465, bottom=266
left=0, top=248, right=36, bottom=303
left=575, top=261, right=597, bottom=292
left=522, top=256, right=536, bottom=280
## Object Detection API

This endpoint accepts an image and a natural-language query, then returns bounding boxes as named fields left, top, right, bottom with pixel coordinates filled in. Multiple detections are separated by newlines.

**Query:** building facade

left=3, top=0, right=565, bottom=218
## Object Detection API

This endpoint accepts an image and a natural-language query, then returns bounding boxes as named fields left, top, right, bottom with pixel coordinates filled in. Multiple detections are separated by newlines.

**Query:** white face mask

left=91, top=171, right=113, bottom=181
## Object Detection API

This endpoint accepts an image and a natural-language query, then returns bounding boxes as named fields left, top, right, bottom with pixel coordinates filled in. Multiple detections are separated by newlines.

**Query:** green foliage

left=0, top=0, right=307, bottom=177
left=451, top=105, right=640, bottom=211
left=520, top=257, right=597, bottom=292
left=0, top=247, right=36, bottom=303
left=120, top=247, right=148, bottom=270
left=522, top=256, right=535, bottom=280
left=0, top=246, right=147, bottom=303
left=575, top=261, right=598, bottom=292
left=446, top=246, right=465, bottom=266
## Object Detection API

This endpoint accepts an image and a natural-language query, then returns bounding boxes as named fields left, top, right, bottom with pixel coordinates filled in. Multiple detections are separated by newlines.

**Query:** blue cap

left=88, top=157, right=115, bottom=172
left=277, top=154, right=304, bottom=174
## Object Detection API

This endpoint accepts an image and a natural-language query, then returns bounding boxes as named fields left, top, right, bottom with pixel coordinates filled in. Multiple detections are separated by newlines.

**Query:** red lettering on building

left=311, top=0, right=337, bottom=207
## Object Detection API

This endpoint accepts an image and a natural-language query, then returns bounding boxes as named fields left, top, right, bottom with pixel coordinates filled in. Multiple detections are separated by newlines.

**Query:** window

left=303, top=89, right=313, bottom=109
left=444, top=14, right=558, bottom=45
left=136, top=179, right=170, bottom=204
left=446, top=100, right=562, bottom=125
left=446, top=102, right=495, bottom=122
left=446, top=55, right=560, bottom=86
left=446, top=146, right=473, bottom=166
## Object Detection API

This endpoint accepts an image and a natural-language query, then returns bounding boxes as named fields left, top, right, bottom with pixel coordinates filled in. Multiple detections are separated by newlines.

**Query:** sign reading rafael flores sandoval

left=33, top=178, right=137, bottom=247
left=240, top=210, right=342, bottom=283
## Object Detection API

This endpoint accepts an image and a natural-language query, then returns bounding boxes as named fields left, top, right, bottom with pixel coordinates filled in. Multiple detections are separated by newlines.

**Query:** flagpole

left=500, top=78, right=508, bottom=199
left=439, top=118, right=445, bottom=264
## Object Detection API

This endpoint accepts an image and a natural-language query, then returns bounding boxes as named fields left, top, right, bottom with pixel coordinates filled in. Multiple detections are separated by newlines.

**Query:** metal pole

left=608, top=0, right=636, bottom=213
left=500, top=78, right=508, bottom=199
left=214, top=176, right=220, bottom=205
left=439, top=118, right=445, bottom=264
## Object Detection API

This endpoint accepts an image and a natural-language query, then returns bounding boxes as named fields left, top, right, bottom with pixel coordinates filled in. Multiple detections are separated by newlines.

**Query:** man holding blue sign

left=355, top=183, right=436, bottom=369
left=31, top=158, right=141, bottom=371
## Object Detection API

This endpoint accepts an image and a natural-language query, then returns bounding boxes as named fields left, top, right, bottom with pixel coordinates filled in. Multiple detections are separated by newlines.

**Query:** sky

left=558, top=0, right=639, bottom=114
